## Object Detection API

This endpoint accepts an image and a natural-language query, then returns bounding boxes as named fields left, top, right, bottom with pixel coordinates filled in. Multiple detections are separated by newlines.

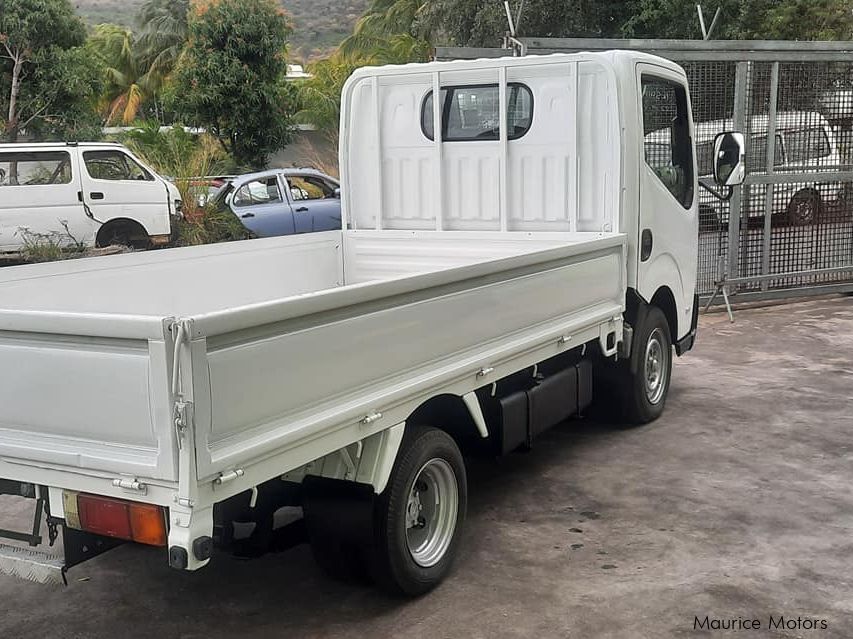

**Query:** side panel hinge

left=112, top=478, right=147, bottom=495
left=214, top=469, right=245, bottom=486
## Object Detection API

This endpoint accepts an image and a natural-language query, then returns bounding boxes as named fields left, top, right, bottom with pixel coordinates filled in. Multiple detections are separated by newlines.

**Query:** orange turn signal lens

left=129, top=502, right=168, bottom=547
left=76, top=494, right=167, bottom=547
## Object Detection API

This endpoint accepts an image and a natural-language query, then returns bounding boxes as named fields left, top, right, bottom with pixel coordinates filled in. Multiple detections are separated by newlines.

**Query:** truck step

left=0, top=543, right=65, bottom=586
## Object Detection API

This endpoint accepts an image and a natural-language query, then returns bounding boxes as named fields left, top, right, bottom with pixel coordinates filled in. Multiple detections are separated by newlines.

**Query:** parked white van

left=648, top=112, right=841, bottom=228
left=0, top=142, right=182, bottom=252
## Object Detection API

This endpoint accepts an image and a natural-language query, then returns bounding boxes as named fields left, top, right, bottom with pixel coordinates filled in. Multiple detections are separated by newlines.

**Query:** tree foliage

left=420, top=0, right=639, bottom=46
left=0, top=0, right=102, bottom=141
left=136, top=0, right=189, bottom=81
left=170, top=0, right=297, bottom=168
left=743, top=0, right=853, bottom=40
left=345, top=0, right=853, bottom=47
left=87, top=24, right=152, bottom=125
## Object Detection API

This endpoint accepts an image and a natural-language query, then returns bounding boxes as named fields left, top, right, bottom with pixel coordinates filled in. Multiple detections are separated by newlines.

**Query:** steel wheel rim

left=797, top=200, right=814, bottom=223
left=792, top=196, right=818, bottom=224
left=405, top=458, right=458, bottom=568
left=644, top=328, right=668, bottom=405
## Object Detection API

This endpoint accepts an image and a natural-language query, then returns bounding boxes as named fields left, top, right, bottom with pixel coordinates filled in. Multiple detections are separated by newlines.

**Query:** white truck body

left=0, top=142, right=181, bottom=253
left=0, top=51, right=720, bottom=590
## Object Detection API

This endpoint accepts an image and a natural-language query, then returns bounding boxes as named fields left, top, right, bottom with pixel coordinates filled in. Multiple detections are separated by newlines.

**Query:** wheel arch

left=650, top=286, right=678, bottom=343
left=626, top=285, right=677, bottom=342
left=626, top=286, right=678, bottom=375
left=95, top=218, right=151, bottom=247
left=405, top=393, right=485, bottom=454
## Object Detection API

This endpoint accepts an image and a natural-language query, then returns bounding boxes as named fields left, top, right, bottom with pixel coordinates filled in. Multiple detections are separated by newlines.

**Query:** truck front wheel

left=370, top=425, right=467, bottom=596
left=621, top=306, right=672, bottom=424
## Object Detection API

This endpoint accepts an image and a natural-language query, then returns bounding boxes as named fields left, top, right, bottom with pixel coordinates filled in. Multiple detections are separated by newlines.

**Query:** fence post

left=727, top=61, right=749, bottom=286
left=761, top=62, right=781, bottom=292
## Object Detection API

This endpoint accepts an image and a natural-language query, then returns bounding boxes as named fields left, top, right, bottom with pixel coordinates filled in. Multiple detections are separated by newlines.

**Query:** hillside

left=72, top=0, right=369, bottom=61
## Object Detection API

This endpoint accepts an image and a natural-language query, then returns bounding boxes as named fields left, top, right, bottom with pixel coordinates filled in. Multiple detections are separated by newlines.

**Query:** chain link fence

left=437, top=39, right=853, bottom=302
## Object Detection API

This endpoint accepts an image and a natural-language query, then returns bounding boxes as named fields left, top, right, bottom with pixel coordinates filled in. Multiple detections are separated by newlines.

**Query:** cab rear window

left=422, top=83, right=533, bottom=142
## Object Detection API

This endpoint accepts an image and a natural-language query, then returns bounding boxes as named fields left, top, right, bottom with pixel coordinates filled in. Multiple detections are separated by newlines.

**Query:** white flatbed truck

left=0, top=51, right=744, bottom=594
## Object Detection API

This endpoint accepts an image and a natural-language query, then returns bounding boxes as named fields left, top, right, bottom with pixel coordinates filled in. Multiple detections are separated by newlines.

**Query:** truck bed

left=0, top=230, right=625, bottom=508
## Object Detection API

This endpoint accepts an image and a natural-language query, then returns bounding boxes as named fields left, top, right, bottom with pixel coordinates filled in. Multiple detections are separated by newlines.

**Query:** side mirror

left=713, top=132, right=746, bottom=187
left=334, top=187, right=341, bottom=199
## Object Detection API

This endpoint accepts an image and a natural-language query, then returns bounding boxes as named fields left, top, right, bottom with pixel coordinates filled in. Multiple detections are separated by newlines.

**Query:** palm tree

left=87, top=24, right=152, bottom=125
left=340, top=0, right=434, bottom=59
left=136, top=0, right=190, bottom=83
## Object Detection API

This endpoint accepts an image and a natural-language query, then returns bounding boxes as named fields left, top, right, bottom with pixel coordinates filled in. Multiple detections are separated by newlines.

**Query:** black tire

left=787, top=190, right=822, bottom=226
left=369, top=425, right=467, bottom=596
left=618, top=306, right=673, bottom=425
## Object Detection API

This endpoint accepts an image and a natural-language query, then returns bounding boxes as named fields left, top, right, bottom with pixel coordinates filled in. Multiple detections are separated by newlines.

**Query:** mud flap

left=302, top=476, right=376, bottom=547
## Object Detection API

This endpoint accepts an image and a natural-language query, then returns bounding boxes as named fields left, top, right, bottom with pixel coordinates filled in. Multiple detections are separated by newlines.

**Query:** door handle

left=295, top=207, right=309, bottom=213
left=641, top=229, right=654, bottom=262
left=77, top=191, right=84, bottom=202
left=241, top=213, right=255, bottom=219
left=90, top=192, right=105, bottom=200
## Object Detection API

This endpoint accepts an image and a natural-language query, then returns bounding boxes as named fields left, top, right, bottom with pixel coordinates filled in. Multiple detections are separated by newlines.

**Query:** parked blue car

left=214, top=168, right=341, bottom=237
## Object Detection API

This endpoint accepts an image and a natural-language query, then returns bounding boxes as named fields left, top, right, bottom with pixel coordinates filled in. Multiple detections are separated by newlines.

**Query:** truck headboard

left=340, top=53, right=621, bottom=235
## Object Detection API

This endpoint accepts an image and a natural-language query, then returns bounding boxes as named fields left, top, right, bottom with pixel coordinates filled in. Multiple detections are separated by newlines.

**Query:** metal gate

left=437, top=39, right=853, bottom=303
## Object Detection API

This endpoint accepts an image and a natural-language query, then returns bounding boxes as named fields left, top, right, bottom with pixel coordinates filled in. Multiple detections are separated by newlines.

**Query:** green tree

left=0, top=0, right=102, bottom=141
left=299, top=37, right=429, bottom=153
left=624, top=0, right=853, bottom=40
left=422, top=0, right=640, bottom=46
left=136, top=0, right=190, bottom=81
left=170, top=0, right=297, bottom=168
left=298, top=53, right=362, bottom=144
left=87, top=24, right=154, bottom=125
left=742, top=0, right=853, bottom=39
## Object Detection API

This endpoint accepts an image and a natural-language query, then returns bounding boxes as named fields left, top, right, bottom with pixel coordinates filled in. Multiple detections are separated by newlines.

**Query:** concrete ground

left=1, top=296, right=853, bottom=638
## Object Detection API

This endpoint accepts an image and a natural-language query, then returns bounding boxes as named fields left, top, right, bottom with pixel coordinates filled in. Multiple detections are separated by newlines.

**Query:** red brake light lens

left=76, top=494, right=167, bottom=547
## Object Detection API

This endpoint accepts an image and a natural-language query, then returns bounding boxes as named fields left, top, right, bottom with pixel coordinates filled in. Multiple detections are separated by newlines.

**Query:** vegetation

left=169, top=0, right=298, bottom=168
left=87, top=24, right=151, bottom=125
left=118, top=121, right=251, bottom=245
left=174, top=206, right=254, bottom=247
left=120, top=122, right=227, bottom=214
left=340, top=0, right=853, bottom=50
left=0, top=0, right=102, bottom=142
left=73, top=0, right=368, bottom=61
left=18, top=221, right=88, bottom=262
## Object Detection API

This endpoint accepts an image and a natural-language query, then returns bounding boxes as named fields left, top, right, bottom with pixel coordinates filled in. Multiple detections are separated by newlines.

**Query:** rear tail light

left=76, top=494, right=167, bottom=547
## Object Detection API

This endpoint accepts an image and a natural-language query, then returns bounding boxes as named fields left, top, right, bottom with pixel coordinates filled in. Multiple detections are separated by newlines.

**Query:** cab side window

left=642, top=77, right=695, bottom=209
left=83, top=150, right=153, bottom=181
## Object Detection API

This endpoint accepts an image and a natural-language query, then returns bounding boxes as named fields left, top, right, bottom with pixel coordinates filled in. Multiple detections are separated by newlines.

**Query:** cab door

left=636, top=64, right=699, bottom=342
left=79, top=148, right=171, bottom=236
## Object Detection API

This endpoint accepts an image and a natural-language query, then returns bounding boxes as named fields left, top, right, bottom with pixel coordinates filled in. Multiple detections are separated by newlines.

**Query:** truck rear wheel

left=370, top=425, right=467, bottom=596
left=621, top=306, right=672, bottom=424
